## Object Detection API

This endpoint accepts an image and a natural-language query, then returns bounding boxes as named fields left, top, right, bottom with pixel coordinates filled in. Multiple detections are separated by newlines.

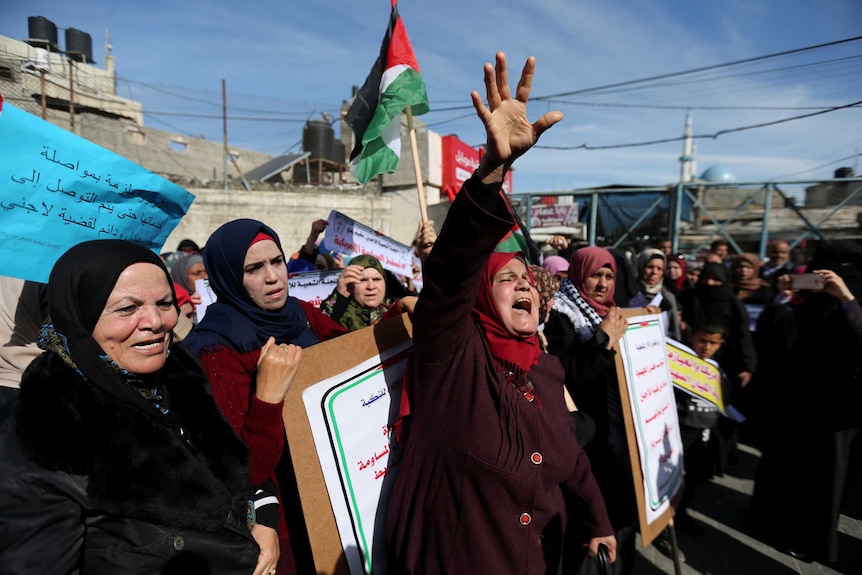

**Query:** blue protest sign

left=0, top=100, right=194, bottom=282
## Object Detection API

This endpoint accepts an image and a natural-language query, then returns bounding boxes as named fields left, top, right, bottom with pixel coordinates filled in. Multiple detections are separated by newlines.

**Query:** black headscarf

left=184, top=218, right=319, bottom=354
left=22, top=240, right=252, bottom=533
left=806, top=241, right=862, bottom=301
left=41, top=240, right=178, bottom=414
left=682, top=262, right=735, bottom=333
left=793, top=241, right=862, bottom=332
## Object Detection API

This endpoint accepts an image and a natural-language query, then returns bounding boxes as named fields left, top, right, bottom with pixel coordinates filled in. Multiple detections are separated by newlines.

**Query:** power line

left=570, top=54, right=862, bottom=102
left=535, top=100, right=862, bottom=151
left=144, top=113, right=199, bottom=139
left=771, top=152, right=862, bottom=180
left=537, top=101, right=851, bottom=112
left=117, top=75, right=336, bottom=117
left=533, top=35, right=862, bottom=101
left=144, top=110, right=307, bottom=122
left=424, top=36, right=862, bottom=114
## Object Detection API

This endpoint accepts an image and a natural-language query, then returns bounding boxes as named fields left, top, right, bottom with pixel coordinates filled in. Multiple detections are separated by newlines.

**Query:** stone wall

left=163, top=185, right=393, bottom=256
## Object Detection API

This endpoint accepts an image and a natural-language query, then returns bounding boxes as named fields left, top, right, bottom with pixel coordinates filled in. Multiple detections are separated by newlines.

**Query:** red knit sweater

left=197, top=300, right=347, bottom=484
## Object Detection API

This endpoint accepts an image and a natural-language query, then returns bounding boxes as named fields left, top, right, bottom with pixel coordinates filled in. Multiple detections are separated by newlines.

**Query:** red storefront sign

left=441, top=135, right=512, bottom=201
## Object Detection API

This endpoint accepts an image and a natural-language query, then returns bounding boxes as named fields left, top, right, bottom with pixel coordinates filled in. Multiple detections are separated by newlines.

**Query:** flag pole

left=405, top=106, right=429, bottom=222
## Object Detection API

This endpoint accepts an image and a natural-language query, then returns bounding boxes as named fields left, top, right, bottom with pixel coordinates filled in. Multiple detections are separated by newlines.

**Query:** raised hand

left=471, top=52, right=563, bottom=179
left=415, top=220, right=437, bottom=262
left=255, top=337, right=302, bottom=404
left=599, top=307, right=628, bottom=350
left=336, top=264, right=365, bottom=297
left=814, top=268, right=855, bottom=302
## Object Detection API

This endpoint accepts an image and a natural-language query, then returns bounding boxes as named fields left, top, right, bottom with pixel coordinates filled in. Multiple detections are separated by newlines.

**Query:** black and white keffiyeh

left=552, top=277, right=604, bottom=340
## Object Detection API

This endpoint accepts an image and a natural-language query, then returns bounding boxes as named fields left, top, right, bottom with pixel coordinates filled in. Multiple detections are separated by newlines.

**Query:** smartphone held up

left=790, top=273, right=824, bottom=291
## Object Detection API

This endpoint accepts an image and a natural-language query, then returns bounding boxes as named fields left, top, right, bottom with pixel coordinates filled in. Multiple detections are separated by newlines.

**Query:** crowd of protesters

left=0, top=50, right=860, bottom=575
left=538, top=233, right=862, bottom=568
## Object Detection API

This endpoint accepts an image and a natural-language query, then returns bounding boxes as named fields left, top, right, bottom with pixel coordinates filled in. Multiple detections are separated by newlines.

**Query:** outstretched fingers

left=484, top=60, right=501, bottom=110
left=518, top=55, right=562, bottom=138
left=471, top=90, right=492, bottom=126
left=532, top=110, right=564, bottom=140
left=495, top=52, right=511, bottom=102
left=515, top=56, right=536, bottom=103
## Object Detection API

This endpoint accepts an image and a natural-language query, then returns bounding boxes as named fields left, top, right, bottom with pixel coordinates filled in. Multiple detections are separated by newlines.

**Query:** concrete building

left=0, top=20, right=446, bottom=252
left=804, top=167, right=860, bottom=207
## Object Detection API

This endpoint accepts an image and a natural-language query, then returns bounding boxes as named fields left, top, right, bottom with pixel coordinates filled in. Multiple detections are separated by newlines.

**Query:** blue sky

left=2, top=0, right=861, bottom=193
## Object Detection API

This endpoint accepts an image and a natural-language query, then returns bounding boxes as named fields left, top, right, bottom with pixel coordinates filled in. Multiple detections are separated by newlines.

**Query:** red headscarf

left=473, top=252, right=541, bottom=375
left=173, top=282, right=193, bottom=309
left=668, top=253, right=688, bottom=291
left=568, top=247, right=617, bottom=317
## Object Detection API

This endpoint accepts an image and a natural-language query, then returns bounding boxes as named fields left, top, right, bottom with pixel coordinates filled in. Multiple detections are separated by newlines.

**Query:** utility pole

left=68, top=59, right=75, bottom=131
left=222, top=79, right=228, bottom=190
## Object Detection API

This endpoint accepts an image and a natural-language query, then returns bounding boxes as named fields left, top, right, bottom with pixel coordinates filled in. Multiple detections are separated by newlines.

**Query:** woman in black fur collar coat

left=0, top=240, right=276, bottom=574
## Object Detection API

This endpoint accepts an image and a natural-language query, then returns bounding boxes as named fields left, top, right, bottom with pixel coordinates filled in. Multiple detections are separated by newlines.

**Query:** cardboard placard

left=613, top=309, right=685, bottom=547
left=282, top=314, right=413, bottom=575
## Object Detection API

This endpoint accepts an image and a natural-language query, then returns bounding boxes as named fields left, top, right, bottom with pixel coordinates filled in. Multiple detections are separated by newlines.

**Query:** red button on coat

left=531, top=452, right=543, bottom=465
left=519, top=513, right=532, bottom=525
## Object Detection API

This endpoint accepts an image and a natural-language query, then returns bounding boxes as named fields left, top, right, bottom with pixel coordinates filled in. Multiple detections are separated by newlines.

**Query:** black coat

left=0, top=344, right=259, bottom=574
left=543, top=311, right=638, bottom=530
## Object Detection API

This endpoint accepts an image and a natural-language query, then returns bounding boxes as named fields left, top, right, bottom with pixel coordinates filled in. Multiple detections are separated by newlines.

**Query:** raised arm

left=414, top=52, right=562, bottom=357
left=472, top=52, right=563, bottom=182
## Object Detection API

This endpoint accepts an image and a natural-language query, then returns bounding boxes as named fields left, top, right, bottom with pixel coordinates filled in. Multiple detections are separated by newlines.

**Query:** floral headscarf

left=331, top=254, right=394, bottom=331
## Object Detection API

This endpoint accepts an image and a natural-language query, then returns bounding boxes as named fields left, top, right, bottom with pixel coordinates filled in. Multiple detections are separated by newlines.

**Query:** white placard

left=617, top=313, right=685, bottom=525
left=193, top=278, right=215, bottom=322
left=288, top=269, right=341, bottom=308
left=302, top=341, right=411, bottom=575
left=322, top=211, right=413, bottom=277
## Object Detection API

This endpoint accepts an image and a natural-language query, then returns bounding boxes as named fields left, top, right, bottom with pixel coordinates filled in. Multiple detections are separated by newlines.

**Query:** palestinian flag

left=494, top=190, right=541, bottom=264
left=345, top=0, right=429, bottom=184
left=496, top=226, right=530, bottom=257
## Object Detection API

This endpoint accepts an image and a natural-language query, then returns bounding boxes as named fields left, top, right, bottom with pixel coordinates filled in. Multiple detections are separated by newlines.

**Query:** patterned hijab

left=40, top=240, right=179, bottom=418
left=337, top=254, right=394, bottom=330
left=473, top=252, right=541, bottom=376
left=183, top=219, right=319, bottom=354
left=529, top=264, right=559, bottom=324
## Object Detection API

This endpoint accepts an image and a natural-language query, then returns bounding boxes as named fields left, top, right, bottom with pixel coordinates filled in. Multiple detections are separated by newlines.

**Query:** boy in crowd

left=655, top=322, right=729, bottom=559
left=676, top=323, right=728, bottom=531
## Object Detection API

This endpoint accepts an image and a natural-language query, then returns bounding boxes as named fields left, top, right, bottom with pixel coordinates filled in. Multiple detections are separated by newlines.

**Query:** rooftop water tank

left=331, top=139, right=346, bottom=164
left=26, top=16, right=59, bottom=52
left=835, top=167, right=855, bottom=179
left=65, top=28, right=94, bottom=63
left=303, top=120, right=335, bottom=161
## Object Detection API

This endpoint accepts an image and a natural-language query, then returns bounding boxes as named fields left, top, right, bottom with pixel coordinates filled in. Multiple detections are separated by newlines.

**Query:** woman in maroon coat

left=385, top=52, right=615, bottom=574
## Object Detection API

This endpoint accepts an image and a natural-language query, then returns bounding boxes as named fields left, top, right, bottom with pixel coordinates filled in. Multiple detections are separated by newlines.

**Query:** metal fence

left=512, top=176, right=862, bottom=259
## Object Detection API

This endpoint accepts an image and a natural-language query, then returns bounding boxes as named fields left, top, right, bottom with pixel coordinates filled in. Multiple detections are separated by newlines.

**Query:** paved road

left=631, top=442, right=862, bottom=575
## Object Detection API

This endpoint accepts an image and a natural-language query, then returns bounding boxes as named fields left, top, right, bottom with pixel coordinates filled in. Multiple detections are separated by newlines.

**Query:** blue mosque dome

left=700, top=164, right=736, bottom=183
